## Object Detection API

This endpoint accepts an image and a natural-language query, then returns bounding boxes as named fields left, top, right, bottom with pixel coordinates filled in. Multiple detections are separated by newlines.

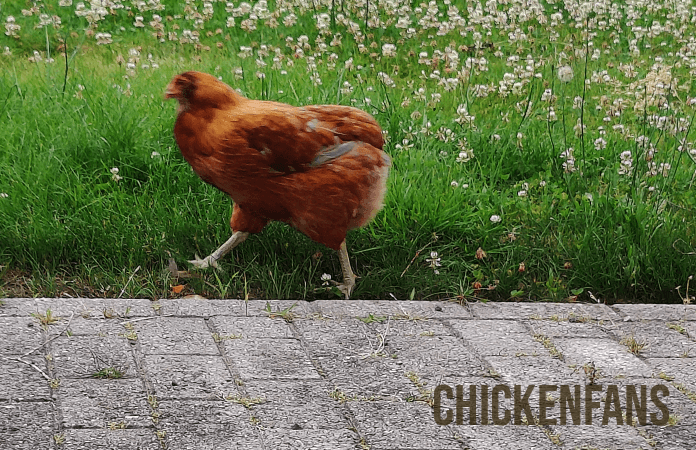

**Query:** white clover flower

left=377, top=72, right=395, bottom=88
left=95, top=32, right=112, bottom=45
left=283, top=13, right=297, bottom=27
left=659, top=163, right=671, bottom=177
left=594, top=137, right=607, bottom=150
left=0, top=192, right=8, bottom=198
left=381, top=43, right=396, bottom=57
left=151, top=151, right=161, bottom=158
left=558, top=65, right=574, bottom=82
left=518, top=190, right=527, bottom=197
left=619, top=150, right=633, bottom=175
left=490, top=215, right=501, bottom=223
left=321, top=273, right=332, bottom=286
left=451, top=180, right=459, bottom=188
left=110, top=167, right=122, bottom=182
left=426, top=251, right=441, bottom=274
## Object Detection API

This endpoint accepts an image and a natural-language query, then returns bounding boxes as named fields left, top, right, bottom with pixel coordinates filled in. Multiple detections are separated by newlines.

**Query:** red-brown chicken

left=165, top=71, right=391, bottom=299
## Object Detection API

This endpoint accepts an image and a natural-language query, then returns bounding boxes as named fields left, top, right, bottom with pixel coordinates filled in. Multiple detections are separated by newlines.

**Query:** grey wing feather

left=308, top=142, right=359, bottom=167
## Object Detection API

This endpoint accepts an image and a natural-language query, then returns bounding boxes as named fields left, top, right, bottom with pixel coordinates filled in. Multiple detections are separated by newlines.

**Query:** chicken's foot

left=334, top=240, right=356, bottom=300
left=189, top=231, right=250, bottom=269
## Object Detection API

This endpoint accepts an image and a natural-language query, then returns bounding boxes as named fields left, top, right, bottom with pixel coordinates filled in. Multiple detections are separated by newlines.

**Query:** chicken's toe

left=331, top=280, right=355, bottom=300
left=188, top=254, right=219, bottom=270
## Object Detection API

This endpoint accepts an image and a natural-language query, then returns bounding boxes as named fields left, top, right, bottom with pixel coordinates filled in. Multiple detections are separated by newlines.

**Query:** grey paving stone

left=315, top=354, right=416, bottom=398
left=553, top=425, right=651, bottom=449
left=682, top=321, right=696, bottom=340
left=554, top=338, right=653, bottom=378
left=210, top=315, right=295, bottom=339
left=259, top=428, right=358, bottom=449
left=470, top=302, right=621, bottom=322
left=31, top=298, right=156, bottom=319
left=58, top=379, right=151, bottom=428
left=51, top=334, right=136, bottom=379
left=347, top=401, right=464, bottom=449
left=222, top=338, right=320, bottom=380
left=144, top=354, right=239, bottom=400
left=242, top=379, right=347, bottom=429
left=0, top=401, right=54, bottom=449
left=163, top=429, right=263, bottom=450
left=0, top=433, right=55, bottom=450
left=158, top=399, right=262, bottom=448
left=61, top=429, right=159, bottom=450
left=0, top=355, right=51, bottom=401
left=133, top=317, right=219, bottom=355
left=56, top=316, right=133, bottom=336
left=302, top=300, right=470, bottom=319
left=294, top=317, right=385, bottom=357
left=0, top=298, right=31, bottom=317
left=158, top=298, right=249, bottom=317
left=451, top=425, right=557, bottom=450
left=486, top=356, right=581, bottom=385
left=641, top=425, right=695, bottom=450
left=448, top=320, right=549, bottom=357
left=0, top=316, right=44, bottom=355
left=645, top=358, right=696, bottom=391
left=611, top=321, right=696, bottom=358
left=298, top=318, right=476, bottom=395
left=526, top=319, right=613, bottom=339
left=386, top=335, right=484, bottom=377
left=379, top=317, right=454, bottom=337
left=612, top=304, right=696, bottom=322
left=244, top=300, right=310, bottom=317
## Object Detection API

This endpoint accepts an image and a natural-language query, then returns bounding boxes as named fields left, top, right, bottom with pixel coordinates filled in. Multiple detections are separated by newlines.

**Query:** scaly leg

left=335, top=240, right=356, bottom=299
left=189, top=231, right=250, bottom=269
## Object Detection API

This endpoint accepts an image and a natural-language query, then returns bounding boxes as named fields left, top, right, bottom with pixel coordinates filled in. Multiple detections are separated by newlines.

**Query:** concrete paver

left=1, top=298, right=695, bottom=449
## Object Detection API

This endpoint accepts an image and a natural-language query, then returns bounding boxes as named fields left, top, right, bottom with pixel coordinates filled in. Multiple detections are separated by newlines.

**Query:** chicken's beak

left=164, top=82, right=177, bottom=100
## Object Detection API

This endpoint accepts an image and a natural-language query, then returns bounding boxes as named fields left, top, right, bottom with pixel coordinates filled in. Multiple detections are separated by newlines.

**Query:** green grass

left=1, top=0, right=695, bottom=302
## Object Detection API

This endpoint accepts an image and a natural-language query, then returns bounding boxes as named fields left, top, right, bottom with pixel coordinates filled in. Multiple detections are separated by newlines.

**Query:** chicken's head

left=165, top=71, right=241, bottom=113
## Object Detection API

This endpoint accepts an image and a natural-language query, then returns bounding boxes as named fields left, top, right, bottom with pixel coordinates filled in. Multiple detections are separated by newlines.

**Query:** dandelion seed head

left=558, top=65, right=574, bottom=82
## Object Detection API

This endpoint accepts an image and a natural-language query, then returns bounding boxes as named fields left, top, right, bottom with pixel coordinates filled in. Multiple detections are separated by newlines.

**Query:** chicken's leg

left=335, top=240, right=356, bottom=300
left=189, top=231, right=249, bottom=269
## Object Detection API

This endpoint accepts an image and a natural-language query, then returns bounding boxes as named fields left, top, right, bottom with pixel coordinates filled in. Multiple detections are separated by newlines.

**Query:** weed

left=225, top=394, right=266, bottom=409
left=620, top=334, right=649, bottom=355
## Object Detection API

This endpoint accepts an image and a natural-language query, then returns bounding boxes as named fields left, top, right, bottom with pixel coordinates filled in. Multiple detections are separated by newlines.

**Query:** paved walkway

left=1, top=298, right=695, bottom=449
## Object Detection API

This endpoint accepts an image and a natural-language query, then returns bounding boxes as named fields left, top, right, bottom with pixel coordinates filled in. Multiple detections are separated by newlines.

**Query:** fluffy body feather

left=166, top=71, right=390, bottom=297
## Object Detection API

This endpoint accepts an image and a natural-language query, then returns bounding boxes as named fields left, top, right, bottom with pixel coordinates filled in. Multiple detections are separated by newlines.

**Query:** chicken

left=165, top=71, right=391, bottom=299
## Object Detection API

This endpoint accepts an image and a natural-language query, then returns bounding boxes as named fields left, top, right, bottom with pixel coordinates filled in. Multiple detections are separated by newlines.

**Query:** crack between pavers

left=124, top=326, right=169, bottom=449
left=285, top=319, right=374, bottom=450
left=204, top=317, right=268, bottom=450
